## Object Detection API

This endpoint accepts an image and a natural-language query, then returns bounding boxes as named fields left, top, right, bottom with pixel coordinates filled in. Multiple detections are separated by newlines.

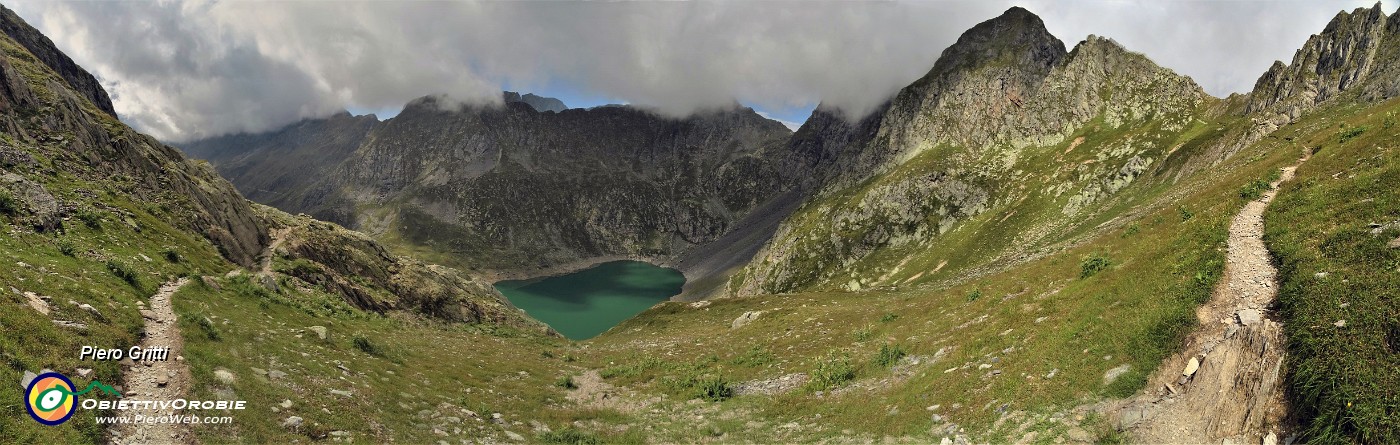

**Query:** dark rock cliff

left=0, top=4, right=117, bottom=118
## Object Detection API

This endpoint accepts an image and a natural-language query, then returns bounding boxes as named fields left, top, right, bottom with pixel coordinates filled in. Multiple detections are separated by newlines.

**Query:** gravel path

left=112, top=278, right=194, bottom=445
left=1113, top=156, right=1307, bottom=444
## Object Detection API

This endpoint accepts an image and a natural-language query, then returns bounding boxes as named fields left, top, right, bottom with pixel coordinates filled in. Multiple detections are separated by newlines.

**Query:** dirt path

left=1108, top=156, right=1307, bottom=444
left=112, top=278, right=193, bottom=445
left=260, top=227, right=290, bottom=275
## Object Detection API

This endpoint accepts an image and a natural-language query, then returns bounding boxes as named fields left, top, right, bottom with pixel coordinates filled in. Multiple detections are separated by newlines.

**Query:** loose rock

left=731, top=311, right=763, bottom=329
left=1183, top=357, right=1200, bottom=378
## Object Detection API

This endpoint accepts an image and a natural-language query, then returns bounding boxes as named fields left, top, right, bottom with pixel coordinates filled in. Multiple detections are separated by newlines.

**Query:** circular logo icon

left=26, top=372, right=77, bottom=425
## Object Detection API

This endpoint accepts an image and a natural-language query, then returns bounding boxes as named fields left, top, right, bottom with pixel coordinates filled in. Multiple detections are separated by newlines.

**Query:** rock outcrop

left=0, top=4, right=116, bottom=117
left=0, top=13, right=267, bottom=267
left=1247, top=2, right=1400, bottom=119
left=504, top=91, right=567, bottom=113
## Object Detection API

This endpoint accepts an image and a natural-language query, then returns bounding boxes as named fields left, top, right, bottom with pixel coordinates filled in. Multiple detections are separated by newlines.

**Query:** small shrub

left=1338, top=125, right=1367, bottom=143
left=56, top=238, right=76, bottom=256
left=554, top=375, right=577, bottom=390
left=808, top=353, right=856, bottom=391
left=1178, top=206, right=1194, bottom=221
left=694, top=375, right=733, bottom=402
left=1123, top=223, right=1140, bottom=237
left=106, top=259, right=140, bottom=288
left=879, top=313, right=898, bottom=323
left=966, top=289, right=982, bottom=301
left=75, top=208, right=101, bottom=229
left=541, top=350, right=555, bottom=359
left=0, top=189, right=17, bottom=215
left=1384, top=115, right=1395, bottom=130
left=540, top=428, right=601, bottom=445
left=874, top=343, right=906, bottom=368
left=162, top=248, right=181, bottom=263
left=853, top=326, right=874, bottom=342
left=195, top=316, right=221, bottom=341
left=352, top=335, right=385, bottom=357
left=1080, top=254, right=1112, bottom=279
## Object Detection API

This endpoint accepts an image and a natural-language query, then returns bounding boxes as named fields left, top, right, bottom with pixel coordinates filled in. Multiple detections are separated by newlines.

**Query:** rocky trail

left=111, top=278, right=193, bottom=445
left=1107, top=154, right=1309, bottom=444
left=260, top=227, right=290, bottom=275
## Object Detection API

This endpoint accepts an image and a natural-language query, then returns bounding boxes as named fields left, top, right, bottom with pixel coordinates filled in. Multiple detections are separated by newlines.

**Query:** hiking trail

left=1109, top=154, right=1309, bottom=444
left=111, top=278, right=193, bottom=445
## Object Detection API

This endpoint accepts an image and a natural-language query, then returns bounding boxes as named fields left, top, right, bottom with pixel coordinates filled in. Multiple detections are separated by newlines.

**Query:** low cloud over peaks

left=9, top=1, right=1393, bottom=141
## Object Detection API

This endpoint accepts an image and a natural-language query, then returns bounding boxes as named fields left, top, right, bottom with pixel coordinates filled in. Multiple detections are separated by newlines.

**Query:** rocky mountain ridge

left=733, top=7, right=1210, bottom=295
left=1248, top=2, right=1400, bottom=119
left=181, top=92, right=797, bottom=296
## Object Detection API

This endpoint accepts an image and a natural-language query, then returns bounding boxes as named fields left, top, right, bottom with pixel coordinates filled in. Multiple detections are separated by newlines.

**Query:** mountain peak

left=921, top=6, right=1066, bottom=82
left=503, top=91, right=568, bottom=113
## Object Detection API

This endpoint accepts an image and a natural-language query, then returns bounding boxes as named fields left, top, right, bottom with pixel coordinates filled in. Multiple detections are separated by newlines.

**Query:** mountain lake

left=494, top=260, right=686, bottom=340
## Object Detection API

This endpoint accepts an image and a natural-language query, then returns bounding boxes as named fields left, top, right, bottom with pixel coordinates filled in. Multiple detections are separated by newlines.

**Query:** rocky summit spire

left=1247, top=2, right=1399, bottom=118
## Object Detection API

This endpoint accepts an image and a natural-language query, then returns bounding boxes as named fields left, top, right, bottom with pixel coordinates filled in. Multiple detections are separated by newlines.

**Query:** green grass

left=173, top=274, right=580, bottom=444
left=1265, top=98, right=1400, bottom=444
left=1239, top=168, right=1283, bottom=200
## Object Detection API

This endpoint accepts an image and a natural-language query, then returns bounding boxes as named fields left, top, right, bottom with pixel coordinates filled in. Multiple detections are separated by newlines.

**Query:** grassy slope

left=172, top=274, right=589, bottom=444
left=0, top=34, right=237, bottom=443
left=578, top=109, right=1305, bottom=442
left=0, top=158, right=230, bottom=443
left=1265, top=97, right=1400, bottom=444
left=741, top=100, right=1238, bottom=299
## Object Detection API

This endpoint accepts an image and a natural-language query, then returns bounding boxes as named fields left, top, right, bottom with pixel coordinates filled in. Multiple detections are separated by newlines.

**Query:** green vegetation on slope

left=0, top=170, right=230, bottom=444
left=1265, top=99, right=1400, bottom=444
left=579, top=122, right=1303, bottom=442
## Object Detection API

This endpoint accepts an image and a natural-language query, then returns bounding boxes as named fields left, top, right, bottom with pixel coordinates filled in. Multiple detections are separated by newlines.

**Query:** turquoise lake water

left=494, top=260, right=685, bottom=340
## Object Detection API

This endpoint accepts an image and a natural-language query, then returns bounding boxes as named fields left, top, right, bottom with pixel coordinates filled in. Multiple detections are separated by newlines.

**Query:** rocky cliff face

left=184, top=94, right=795, bottom=282
left=0, top=4, right=116, bottom=118
left=0, top=26, right=267, bottom=266
left=734, top=7, right=1210, bottom=296
left=1247, top=3, right=1400, bottom=119
left=330, top=97, right=794, bottom=274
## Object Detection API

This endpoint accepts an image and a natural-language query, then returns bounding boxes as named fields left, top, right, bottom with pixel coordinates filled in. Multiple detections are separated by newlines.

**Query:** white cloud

left=6, top=0, right=1392, bottom=141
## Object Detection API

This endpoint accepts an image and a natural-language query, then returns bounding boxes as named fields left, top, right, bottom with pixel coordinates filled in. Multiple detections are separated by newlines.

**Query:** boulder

left=731, top=311, right=763, bottom=329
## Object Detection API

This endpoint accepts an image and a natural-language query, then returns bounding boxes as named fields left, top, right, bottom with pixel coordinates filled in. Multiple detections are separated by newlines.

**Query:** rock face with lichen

left=733, top=7, right=1208, bottom=296
left=1247, top=3, right=1400, bottom=120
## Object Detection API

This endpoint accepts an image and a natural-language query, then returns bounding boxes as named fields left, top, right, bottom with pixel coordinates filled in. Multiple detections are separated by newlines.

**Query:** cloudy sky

left=9, top=0, right=1396, bottom=142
